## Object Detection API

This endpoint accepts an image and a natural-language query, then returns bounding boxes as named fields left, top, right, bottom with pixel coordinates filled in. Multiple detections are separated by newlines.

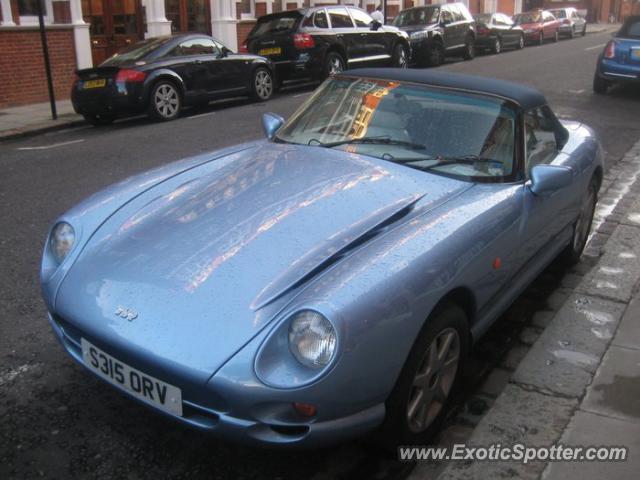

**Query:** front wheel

left=553, top=30, right=559, bottom=42
left=377, top=303, right=469, bottom=447
left=582, top=24, right=587, bottom=36
left=517, top=34, right=525, bottom=50
left=392, top=43, right=409, bottom=68
left=323, top=51, right=345, bottom=78
left=462, top=35, right=475, bottom=60
left=250, top=67, right=274, bottom=102
left=569, top=26, right=575, bottom=39
left=560, top=177, right=598, bottom=265
left=148, top=81, right=182, bottom=121
left=493, top=37, right=502, bottom=54
left=427, top=42, right=445, bottom=67
left=538, top=31, right=544, bottom=46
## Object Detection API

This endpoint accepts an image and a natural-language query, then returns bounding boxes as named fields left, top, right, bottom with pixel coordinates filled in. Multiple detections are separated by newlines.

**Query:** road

left=1, top=28, right=639, bottom=480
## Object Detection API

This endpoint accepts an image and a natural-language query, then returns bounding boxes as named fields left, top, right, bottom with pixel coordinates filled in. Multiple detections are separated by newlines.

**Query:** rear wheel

left=553, top=30, right=559, bottom=42
left=82, top=113, right=115, bottom=126
left=538, top=31, right=544, bottom=46
left=148, top=81, right=181, bottom=121
left=377, top=303, right=469, bottom=447
left=493, top=36, right=502, bottom=54
left=593, top=72, right=609, bottom=94
left=250, top=67, right=274, bottom=101
left=462, top=35, right=475, bottom=60
left=582, top=24, right=587, bottom=36
left=323, top=51, right=345, bottom=78
left=392, top=43, right=409, bottom=68
left=560, top=177, right=598, bottom=265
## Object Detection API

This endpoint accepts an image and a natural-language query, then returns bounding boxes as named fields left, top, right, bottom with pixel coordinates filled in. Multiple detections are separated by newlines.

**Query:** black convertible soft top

left=342, top=68, right=547, bottom=110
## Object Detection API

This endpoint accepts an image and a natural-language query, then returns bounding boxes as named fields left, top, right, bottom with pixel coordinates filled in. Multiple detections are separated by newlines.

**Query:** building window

left=17, top=0, right=41, bottom=16
left=239, top=0, right=255, bottom=20
left=165, top=0, right=209, bottom=34
left=17, top=0, right=54, bottom=25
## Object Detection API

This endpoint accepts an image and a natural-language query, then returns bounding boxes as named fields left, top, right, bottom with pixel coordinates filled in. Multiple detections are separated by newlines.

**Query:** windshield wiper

left=309, top=136, right=427, bottom=151
left=421, top=155, right=504, bottom=171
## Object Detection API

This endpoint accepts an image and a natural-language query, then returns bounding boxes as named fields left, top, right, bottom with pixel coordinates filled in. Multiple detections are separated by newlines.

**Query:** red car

left=513, top=10, right=560, bottom=45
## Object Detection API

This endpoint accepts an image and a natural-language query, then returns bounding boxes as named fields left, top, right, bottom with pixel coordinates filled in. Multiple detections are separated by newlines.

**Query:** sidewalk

left=411, top=139, right=640, bottom=479
left=0, top=99, right=83, bottom=141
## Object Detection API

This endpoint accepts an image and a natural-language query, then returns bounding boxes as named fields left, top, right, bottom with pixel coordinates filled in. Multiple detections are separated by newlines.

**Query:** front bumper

left=48, top=312, right=385, bottom=447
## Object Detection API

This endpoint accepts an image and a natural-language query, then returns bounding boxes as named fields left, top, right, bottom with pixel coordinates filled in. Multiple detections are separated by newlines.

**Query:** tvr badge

left=115, top=306, right=138, bottom=321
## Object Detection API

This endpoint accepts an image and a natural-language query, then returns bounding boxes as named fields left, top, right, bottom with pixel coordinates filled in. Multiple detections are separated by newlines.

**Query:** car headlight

left=288, top=311, right=337, bottom=369
left=50, top=222, right=75, bottom=262
left=410, top=31, right=428, bottom=40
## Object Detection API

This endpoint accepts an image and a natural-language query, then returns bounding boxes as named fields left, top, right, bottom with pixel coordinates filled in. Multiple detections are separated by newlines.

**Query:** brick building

left=0, top=0, right=631, bottom=108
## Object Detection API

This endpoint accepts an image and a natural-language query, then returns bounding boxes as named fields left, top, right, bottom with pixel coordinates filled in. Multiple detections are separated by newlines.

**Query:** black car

left=72, top=34, right=275, bottom=125
left=473, top=12, right=524, bottom=53
left=393, top=3, right=476, bottom=67
left=244, top=7, right=410, bottom=83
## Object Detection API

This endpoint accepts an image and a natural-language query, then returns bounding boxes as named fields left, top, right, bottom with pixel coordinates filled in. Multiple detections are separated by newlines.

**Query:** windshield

left=101, top=37, right=170, bottom=66
left=394, top=7, right=440, bottom=27
left=550, top=10, right=566, bottom=19
left=276, top=77, right=517, bottom=181
left=474, top=14, right=492, bottom=24
left=513, top=13, right=541, bottom=24
left=250, top=14, right=300, bottom=37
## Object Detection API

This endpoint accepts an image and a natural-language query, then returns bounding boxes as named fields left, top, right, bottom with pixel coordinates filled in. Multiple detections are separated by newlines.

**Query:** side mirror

left=262, top=112, right=285, bottom=140
left=529, top=165, right=572, bottom=196
left=218, top=47, right=231, bottom=58
left=371, top=20, right=382, bottom=31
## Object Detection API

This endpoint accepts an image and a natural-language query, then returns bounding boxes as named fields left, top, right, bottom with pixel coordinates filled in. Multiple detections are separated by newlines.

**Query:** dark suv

left=394, top=3, right=476, bottom=66
left=244, top=7, right=410, bottom=83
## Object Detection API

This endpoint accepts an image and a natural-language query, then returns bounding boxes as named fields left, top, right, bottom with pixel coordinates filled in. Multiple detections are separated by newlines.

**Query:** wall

left=0, top=27, right=77, bottom=108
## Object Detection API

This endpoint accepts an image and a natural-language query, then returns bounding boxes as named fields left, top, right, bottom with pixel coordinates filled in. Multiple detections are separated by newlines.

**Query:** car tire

left=517, top=34, right=525, bottom=49
left=493, top=36, right=502, bottom=54
left=392, top=43, right=409, bottom=68
left=148, top=81, right=182, bottom=122
left=462, top=35, right=475, bottom=60
left=427, top=42, right=445, bottom=67
left=593, top=72, right=609, bottom=94
left=553, top=30, right=559, bottom=42
left=250, top=67, right=274, bottom=102
left=538, top=31, right=544, bottom=46
left=82, top=113, right=115, bottom=126
left=323, top=51, right=345, bottom=78
left=582, top=25, right=587, bottom=36
left=560, top=177, right=598, bottom=265
left=377, top=303, right=469, bottom=448
left=569, top=26, right=575, bottom=39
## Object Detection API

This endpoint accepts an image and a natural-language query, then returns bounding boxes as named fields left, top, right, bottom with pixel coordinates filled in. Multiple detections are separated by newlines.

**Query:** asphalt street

left=1, top=28, right=639, bottom=480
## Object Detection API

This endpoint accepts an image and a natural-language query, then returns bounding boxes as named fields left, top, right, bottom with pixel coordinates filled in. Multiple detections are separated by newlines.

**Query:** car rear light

left=477, top=27, right=490, bottom=35
left=293, top=33, right=315, bottom=50
left=115, top=69, right=147, bottom=83
left=239, top=40, right=248, bottom=53
left=604, top=40, right=616, bottom=59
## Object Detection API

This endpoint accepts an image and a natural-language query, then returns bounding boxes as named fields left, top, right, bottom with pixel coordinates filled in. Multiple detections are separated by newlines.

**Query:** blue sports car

left=593, top=15, right=640, bottom=93
left=41, top=69, right=603, bottom=447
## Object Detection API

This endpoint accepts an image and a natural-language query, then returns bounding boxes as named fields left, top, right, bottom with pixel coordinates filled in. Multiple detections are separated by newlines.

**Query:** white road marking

left=0, top=364, right=33, bottom=386
left=293, top=92, right=311, bottom=98
left=188, top=111, right=217, bottom=119
left=569, top=89, right=585, bottom=94
left=16, top=139, right=84, bottom=151
left=585, top=43, right=606, bottom=51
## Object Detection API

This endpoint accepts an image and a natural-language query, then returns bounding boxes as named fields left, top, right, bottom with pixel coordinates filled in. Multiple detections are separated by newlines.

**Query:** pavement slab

left=512, top=294, right=626, bottom=398
left=437, top=385, right=577, bottom=480
left=612, top=297, right=640, bottom=350
left=542, top=410, right=640, bottom=480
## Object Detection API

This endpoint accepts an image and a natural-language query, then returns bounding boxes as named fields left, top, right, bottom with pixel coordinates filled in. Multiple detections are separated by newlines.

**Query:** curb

left=0, top=117, right=86, bottom=143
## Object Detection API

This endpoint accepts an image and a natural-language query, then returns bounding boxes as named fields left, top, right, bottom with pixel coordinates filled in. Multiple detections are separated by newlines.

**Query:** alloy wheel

left=494, top=38, right=502, bottom=54
left=406, top=328, right=460, bottom=433
left=519, top=34, right=524, bottom=49
left=154, top=84, right=179, bottom=119
left=329, top=56, right=344, bottom=76
left=396, top=46, right=408, bottom=68
left=573, top=184, right=596, bottom=252
left=254, top=70, right=273, bottom=100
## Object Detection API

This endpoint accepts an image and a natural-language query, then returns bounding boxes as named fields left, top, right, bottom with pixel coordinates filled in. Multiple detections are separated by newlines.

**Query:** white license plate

left=81, top=338, right=183, bottom=416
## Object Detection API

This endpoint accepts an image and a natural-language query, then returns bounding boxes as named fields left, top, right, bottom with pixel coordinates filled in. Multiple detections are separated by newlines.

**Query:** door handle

left=194, top=60, right=204, bottom=64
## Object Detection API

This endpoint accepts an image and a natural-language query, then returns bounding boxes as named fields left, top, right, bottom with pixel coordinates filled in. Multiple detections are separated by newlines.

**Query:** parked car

left=43, top=68, right=603, bottom=447
left=243, top=7, right=410, bottom=83
left=593, top=15, right=640, bottom=94
left=549, top=7, right=587, bottom=38
left=393, top=3, right=476, bottom=66
left=513, top=10, right=560, bottom=45
left=72, top=34, right=275, bottom=125
left=473, top=12, right=525, bottom=53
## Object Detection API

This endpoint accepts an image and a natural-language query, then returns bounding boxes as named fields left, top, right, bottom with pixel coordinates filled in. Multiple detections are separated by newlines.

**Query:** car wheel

left=250, top=67, right=274, bottom=101
left=462, top=35, right=475, bottom=60
left=378, top=303, right=468, bottom=447
left=392, top=43, right=409, bottom=68
left=493, top=36, right=502, bottom=54
left=427, top=42, right=445, bottom=67
left=148, top=81, right=181, bottom=121
left=553, top=30, right=559, bottom=42
left=569, top=26, right=575, bottom=39
left=82, top=113, right=115, bottom=126
left=593, top=72, right=609, bottom=94
left=517, top=34, right=525, bottom=49
left=582, top=25, right=587, bottom=36
left=324, top=51, right=345, bottom=78
left=560, top=177, right=598, bottom=265
left=538, top=31, right=544, bottom=46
